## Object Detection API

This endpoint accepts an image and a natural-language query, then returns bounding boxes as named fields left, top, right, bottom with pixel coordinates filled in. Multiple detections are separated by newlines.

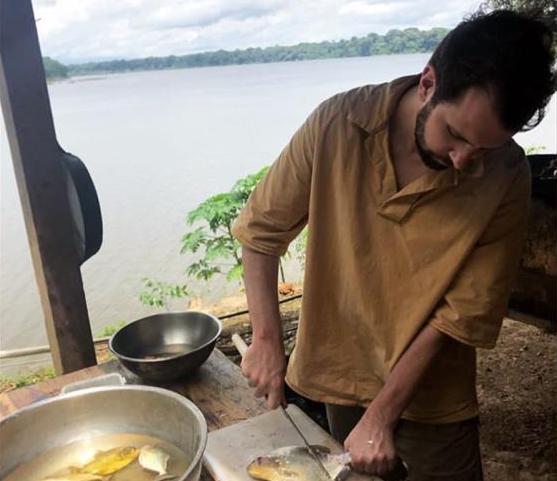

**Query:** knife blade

left=279, top=406, right=334, bottom=481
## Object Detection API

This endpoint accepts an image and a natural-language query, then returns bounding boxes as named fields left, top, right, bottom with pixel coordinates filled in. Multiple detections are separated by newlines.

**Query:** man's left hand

left=344, top=406, right=397, bottom=477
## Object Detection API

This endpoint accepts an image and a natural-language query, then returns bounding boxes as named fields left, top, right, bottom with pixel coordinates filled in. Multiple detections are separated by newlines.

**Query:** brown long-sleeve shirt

left=232, top=75, right=530, bottom=423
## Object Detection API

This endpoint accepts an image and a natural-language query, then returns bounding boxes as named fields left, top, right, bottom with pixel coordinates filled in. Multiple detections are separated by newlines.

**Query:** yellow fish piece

left=247, top=446, right=348, bottom=481
left=78, top=446, right=139, bottom=475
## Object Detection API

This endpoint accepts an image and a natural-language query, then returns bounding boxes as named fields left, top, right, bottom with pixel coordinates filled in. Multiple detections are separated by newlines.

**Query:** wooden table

left=0, top=349, right=268, bottom=480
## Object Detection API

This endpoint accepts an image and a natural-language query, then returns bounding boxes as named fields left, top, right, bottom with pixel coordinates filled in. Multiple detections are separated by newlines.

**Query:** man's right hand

left=240, top=336, right=287, bottom=409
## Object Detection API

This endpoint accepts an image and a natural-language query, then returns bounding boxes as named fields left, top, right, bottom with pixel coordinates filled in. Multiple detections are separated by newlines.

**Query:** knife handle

left=231, top=333, right=248, bottom=356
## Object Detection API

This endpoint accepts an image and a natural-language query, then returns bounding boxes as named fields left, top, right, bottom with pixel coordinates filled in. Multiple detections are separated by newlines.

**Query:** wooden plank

left=0, top=0, right=96, bottom=373
left=0, top=350, right=267, bottom=430
left=158, top=349, right=268, bottom=430
left=0, top=363, right=111, bottom=418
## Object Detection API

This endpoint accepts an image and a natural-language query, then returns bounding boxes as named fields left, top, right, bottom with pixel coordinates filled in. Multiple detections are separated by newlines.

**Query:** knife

left=231, top=333, right=334, bottom=481
left=279, top=406, right=334, bottom=481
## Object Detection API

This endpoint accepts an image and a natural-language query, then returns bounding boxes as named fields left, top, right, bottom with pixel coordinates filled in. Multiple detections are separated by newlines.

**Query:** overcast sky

left=33, top=0, right=482, bottom=64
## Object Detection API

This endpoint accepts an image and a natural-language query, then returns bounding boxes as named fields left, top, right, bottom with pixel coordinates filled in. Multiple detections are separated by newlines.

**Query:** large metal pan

left=109, top=311, right=222, bottom=382
left=0, top=380, right=207, bottom=481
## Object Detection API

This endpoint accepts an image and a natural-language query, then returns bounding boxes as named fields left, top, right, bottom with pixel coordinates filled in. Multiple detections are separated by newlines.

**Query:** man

left=231, top=10, right=555, bottom=481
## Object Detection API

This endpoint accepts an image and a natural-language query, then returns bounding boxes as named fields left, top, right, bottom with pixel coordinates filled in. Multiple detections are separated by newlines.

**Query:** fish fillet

left=247, top=446, right=349, bottom=481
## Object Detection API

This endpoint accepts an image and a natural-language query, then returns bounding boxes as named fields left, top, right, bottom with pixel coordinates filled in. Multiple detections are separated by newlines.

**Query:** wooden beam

left=0, top=0, right=96, bottom=373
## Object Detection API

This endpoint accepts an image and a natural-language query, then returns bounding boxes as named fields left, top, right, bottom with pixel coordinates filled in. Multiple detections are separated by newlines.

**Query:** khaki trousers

left=325, top=404, right=484, bottom=481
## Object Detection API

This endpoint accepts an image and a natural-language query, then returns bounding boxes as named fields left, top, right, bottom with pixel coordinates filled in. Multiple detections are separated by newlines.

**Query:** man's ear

left=418, top=65, right=436, bottom=102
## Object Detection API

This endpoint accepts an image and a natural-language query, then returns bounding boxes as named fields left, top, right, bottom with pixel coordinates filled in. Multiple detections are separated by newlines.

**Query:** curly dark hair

left=428, top=9, right=556, bottom=132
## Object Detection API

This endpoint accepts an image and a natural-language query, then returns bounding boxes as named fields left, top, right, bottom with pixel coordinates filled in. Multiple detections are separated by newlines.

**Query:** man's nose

left=448, top=147, right=473, bottom=170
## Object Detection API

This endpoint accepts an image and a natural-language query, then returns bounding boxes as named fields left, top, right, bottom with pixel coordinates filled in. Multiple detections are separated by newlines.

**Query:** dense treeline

left=42, top=56, right=68, bottom=79
left=63, top=27, right=448, bottom=76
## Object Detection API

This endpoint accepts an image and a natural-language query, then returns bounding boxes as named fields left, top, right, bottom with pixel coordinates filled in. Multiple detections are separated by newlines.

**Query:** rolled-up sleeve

left=232, top=103, right=324, bottom=256
left=429, top=161, right=531, bottom=348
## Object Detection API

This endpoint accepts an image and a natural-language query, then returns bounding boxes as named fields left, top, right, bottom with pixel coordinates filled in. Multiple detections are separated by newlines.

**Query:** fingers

left=240, top=345, right=286, bottom=409
left=280, top=391, right=288, bottom=409
left=253, top=383, right=268, bottom=399
left=370, top=454, right=396, bottom=477
left=266, top=384, right=286, bottom=410
left=250, top=373, right=276, bottom=398
left=241, top=360, right=285, bottom=409
left=255, top=379, right=284, bottom=409
left=240, top=357, right=260, bottom=388
left=344, top=439, right=397, bottom=477
left=349, top=452, right=396, bottom=477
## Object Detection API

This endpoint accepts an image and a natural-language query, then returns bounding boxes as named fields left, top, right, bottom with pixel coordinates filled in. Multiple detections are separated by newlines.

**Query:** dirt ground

left=477, top=319, right=556, bottom=481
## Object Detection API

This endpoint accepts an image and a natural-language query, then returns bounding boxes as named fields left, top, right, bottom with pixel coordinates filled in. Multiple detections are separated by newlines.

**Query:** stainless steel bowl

left=109, top=311, right=222, bottom=381
left=0, top=385, right=207, bottom=481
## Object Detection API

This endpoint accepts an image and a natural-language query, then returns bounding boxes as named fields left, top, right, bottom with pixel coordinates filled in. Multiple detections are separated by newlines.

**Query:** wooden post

left=0, top=0, right=96, bottom=373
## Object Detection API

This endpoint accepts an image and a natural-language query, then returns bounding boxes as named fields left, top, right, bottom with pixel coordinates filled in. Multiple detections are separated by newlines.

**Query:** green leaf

left=226, top=264, right=244, bottom=281
left=96, top=321, right=126, bottom=338
left=138, top=277, right=189, bottom=310
left=186, top=260, right=221, bottom=281
left=525, top=145, right=546, bottom=155
left=205, top=237, right=235, bottom=261
left=181, top=227, right=208, bottom=253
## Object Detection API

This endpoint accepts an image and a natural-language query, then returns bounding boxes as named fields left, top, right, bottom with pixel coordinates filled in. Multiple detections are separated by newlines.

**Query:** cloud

left=339, top=1, right=408, bottom=16
left=136, top=1, right=285, bottom=30
left=30, top=0, right=482, bottom=63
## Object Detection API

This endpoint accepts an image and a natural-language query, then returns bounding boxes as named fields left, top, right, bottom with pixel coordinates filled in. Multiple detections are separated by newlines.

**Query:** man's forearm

left=367, top=324, right=449, bottom=426
left=239, top=246, right=287, bottom=408
left=242, top=246, right=283, bottom=342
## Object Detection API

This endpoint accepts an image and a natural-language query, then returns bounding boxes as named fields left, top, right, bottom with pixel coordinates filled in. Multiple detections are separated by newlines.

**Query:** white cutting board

left=203, top=404, right=378, bottom=481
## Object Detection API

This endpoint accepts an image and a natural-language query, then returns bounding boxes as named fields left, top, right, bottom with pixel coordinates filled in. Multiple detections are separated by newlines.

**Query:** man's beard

left=414, top=102, right=450, bottom=171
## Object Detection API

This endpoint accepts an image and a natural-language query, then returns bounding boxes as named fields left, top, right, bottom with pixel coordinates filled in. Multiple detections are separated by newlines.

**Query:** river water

left=1, top=53, right=555, bottom=373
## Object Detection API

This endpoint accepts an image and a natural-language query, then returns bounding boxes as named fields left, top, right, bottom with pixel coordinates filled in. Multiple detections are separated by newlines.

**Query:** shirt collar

left=346, top=74, right=421, bottom=135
